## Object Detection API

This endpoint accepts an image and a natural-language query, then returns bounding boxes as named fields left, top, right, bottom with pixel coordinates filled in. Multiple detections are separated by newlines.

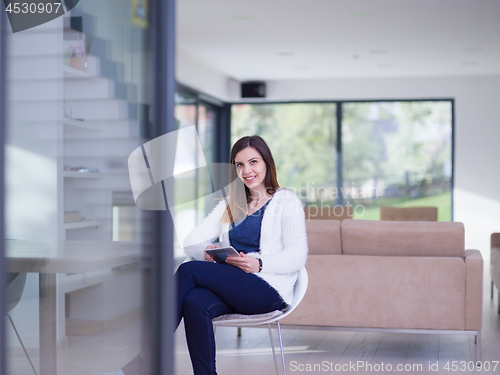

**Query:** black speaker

left=241, top=82, right=266, bottom=98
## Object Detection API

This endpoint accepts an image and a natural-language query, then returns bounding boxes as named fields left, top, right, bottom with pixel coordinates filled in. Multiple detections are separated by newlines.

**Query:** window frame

left=175, top=83, right=226, bottom=215
left=0, top=8, right=7, bottom=375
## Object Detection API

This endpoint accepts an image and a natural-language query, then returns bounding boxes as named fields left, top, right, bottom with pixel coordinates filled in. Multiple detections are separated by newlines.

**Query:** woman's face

left=234, top=147, right=267, bottom=192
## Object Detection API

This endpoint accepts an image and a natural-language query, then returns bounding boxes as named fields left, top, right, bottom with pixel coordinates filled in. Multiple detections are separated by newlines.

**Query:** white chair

left=212, top=267, right=308, bottom=375
left=6, top=273, right=38, bottom=375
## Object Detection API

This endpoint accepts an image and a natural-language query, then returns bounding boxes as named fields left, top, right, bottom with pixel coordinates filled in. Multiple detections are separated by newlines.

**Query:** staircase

left=62, top=11, right=151, bottom=242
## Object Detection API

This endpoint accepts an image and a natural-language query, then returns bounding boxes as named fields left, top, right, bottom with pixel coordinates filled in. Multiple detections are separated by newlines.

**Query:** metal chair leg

left=476, top=331, right=482, bottom=362
left=268, top=324, right=279, bottom=375
left=498, top=292, right=500, bottom=314
left=6, top=313, right=38, bottom=375
left=492, top=280, right=494, bottom=300
left=277, top=322, right=287, bottom=375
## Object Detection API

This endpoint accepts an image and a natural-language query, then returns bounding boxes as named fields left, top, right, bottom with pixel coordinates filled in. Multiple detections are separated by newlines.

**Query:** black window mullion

left=0, top=8, right=7, bottom=375
left=150, top=0, right=176, bottom=373
left=336, top=102, right=343, bottom=206
left=194, top=96, right=200, bottom=222
left=451, top=99, right=455, bottom=221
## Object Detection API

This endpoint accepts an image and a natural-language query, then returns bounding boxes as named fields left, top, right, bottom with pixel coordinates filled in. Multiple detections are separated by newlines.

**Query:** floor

left=6, top=263, right=500, bottom=375
left=174, top=264, right=500, bottom=375
left=7, top=316, right=142, bottom=375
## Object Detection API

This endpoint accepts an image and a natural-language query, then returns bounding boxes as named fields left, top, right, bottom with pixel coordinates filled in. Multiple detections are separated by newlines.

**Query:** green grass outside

left=354, top=191, right=452, bottom=221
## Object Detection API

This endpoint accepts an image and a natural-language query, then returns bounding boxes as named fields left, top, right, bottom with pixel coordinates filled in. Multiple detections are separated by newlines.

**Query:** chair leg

left=6, top=313, right=38, bottom=375
left=498, top=292, right=500, bottom=314
left=492, top=280, right=494, bottom=300
left=237, top=327, right=242, bottom=337
left=268, top=324, right=279, bottom=375
left=277, top=322, right=287, bottom=375
left=475, top=331, right=482, bottom=362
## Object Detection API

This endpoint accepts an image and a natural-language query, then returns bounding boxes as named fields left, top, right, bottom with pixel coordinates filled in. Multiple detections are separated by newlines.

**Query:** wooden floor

left=6, top=263, right=500, bottom=375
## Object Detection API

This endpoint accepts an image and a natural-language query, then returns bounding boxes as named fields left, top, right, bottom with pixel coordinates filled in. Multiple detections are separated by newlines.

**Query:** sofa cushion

left=306, top=220, right=342, bottom=255
left=341, top=219, right=465, bottom=257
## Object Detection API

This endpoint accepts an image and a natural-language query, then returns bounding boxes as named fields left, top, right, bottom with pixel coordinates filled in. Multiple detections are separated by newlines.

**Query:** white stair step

left=64, top=119, right=141, bottom=139
left=64, top=99, right=129, bottom=120
left=67, top=175, right=133, bottom=191
left=63, top=55, right=101, bottom=77
left=64, top=138, right=142, bottom=157
left=10, top=101, right=59, bottom=122
left=63, top=65, right=99, bottom=80
left=10, top=70, right=111, bottom=101
left=9, top=56, right=101, bottom=82
left=9, top=56, right=62, bottom=81
left=10, top=80, right=59, bottom=101
left=9, top=23, right=62, bottom=57
left=64, top=77, right=114, bottom=100
left=64, top=220, right=102, bottom=230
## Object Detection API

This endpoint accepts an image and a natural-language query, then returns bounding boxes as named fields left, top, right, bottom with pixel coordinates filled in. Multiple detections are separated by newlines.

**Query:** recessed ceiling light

left=464, top=47, right=482, bottom=53
left=278, top=52, right=294, bottom=56
left=378, top=64, right=393, bottom=68
left=351, top=12, right=372, bottom=17
left=294, top=65, right=309, bottom=70
left=233, top=16, right=254, bottom=20
left=462, top=62, right=478, bottom=66
left=371, top=50, right=388, bottom=55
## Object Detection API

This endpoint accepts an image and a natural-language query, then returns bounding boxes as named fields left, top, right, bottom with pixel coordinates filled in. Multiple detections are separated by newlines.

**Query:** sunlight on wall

left=6, top=145, right=58, bottom=240
left=454, top=188, right=500, bottom=262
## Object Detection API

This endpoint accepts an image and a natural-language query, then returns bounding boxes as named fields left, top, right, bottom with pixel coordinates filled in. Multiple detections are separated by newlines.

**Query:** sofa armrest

left=465, top=249, right=483, bottom=331
left=491, top=233, right=500, bottom=250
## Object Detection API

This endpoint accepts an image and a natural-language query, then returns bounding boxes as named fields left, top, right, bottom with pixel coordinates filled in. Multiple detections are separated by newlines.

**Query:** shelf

left=64, top=220, right=102, bottom=230
left=63, top=172, right=102, bottom=178
left=103, top=169, right=129, bottom=175
left=63, top=119, right=102, bottom=131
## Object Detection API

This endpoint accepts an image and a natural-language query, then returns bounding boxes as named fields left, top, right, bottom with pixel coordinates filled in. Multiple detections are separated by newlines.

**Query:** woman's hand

left=225, top=252, right=260, bottom=273
left=204, top=244, right=219, bottom=262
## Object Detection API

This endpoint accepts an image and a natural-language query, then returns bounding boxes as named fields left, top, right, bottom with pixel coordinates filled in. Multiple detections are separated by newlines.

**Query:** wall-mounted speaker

left=241, top=82, right=266, bottom=98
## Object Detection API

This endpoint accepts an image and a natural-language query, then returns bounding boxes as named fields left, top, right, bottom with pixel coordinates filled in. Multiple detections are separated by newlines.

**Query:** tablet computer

left=205, top=247, right=241, bottom=264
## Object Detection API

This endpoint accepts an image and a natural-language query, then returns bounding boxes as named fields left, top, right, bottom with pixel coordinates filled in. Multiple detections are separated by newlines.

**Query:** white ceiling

left=177, top=0, right=500, bottom=81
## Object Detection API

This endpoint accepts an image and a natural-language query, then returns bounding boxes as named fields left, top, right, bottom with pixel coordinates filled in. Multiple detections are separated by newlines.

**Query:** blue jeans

left=176, top=261, right=287, bottom=375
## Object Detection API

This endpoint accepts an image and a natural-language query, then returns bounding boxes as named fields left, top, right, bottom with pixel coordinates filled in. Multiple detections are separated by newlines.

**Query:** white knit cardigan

left=183, top=188, right=308, bottom=304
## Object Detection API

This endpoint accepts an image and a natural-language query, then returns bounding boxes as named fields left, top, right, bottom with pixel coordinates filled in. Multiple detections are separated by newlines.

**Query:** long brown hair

left=221, top=136, right=280, bottom=224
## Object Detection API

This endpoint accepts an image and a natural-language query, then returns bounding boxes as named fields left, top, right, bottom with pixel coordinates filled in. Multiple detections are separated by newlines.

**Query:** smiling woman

left=179, top=135, right=308, bottom=375
left=225, top=135, right=280, bottom=220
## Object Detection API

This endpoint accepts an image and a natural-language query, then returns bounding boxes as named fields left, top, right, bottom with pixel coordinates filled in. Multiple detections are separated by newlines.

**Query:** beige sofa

left=379, top=206, right=438, bottom=221
left=490, top=233, right=500, bottom=312
left=281, top=219, right=483, bottom=359
left=304, top=206, right=353, bottom=221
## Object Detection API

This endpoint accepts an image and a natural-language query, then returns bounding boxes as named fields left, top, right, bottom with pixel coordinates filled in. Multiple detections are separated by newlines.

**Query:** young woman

left=177, top=135, right=308, bottom=375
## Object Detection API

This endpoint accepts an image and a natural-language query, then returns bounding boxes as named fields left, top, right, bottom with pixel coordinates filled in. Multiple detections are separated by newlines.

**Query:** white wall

left=176, top=48, right=230, bottom=100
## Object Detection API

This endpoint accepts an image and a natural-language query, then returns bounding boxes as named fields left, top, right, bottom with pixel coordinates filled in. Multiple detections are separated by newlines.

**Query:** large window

left=232, top=100, right=453, bottom=221
left=232, top=103, right=338, bottom=204
left=342, top=101, right=452, bottom=220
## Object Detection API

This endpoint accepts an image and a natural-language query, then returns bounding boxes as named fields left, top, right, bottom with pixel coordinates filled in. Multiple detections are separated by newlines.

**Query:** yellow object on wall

left=132, top=0, right=149, bottom=28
